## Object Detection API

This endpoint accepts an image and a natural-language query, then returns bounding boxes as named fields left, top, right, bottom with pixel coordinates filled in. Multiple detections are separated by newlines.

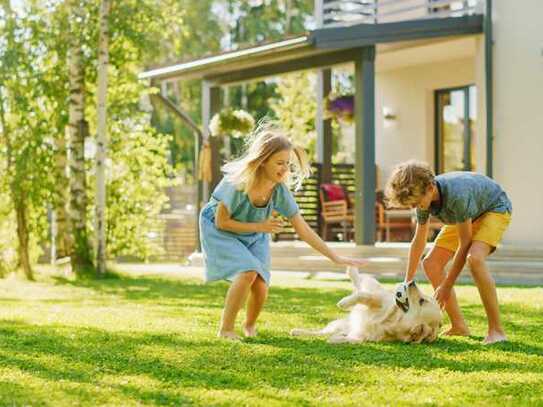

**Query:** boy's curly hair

left=384, top=160, right=435, bottom=208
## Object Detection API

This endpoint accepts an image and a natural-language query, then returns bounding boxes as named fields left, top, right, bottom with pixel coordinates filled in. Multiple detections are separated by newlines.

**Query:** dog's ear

left=409, top=324, right=432, bottom=344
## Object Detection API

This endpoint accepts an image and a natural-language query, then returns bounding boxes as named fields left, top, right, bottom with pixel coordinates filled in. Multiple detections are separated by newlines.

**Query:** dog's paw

left=337, top=294, right=356, bottom=310
left=346, top=267, right=362, bottom=287
left=346, top=266, right=358, bottom=279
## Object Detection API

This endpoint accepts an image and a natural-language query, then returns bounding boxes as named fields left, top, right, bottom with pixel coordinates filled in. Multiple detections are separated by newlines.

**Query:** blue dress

left=199, top=178, right=299, bottom=285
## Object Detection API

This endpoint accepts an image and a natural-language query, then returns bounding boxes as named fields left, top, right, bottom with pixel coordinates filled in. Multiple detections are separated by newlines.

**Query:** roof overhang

left=139, top=15, right=483, bottom=85
left=139, top=35, right=314, bottom=82
left=311, top=14, right=483, bottom=48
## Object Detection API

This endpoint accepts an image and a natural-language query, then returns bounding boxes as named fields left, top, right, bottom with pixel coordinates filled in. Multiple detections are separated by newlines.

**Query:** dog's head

left=393, top=281, right=442, bottom=343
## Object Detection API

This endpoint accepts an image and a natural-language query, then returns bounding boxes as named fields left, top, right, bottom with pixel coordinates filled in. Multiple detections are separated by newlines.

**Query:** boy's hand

left=259, top=217, right=283, bottom=234
left=434, top=280, right=453, bottom=308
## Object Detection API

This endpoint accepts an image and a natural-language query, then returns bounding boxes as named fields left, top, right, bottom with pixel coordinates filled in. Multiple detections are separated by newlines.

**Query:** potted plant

left=209, top=108, right=255, bottom=138
left=324, top=92, right=354, bottom=124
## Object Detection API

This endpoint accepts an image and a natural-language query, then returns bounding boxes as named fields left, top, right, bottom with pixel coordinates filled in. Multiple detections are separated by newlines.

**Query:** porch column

left=354, top=46, right=376, bottom=245
left=202, top=81, right=222, bottom=198
left=194, top=97, right=203, bottom=250
left=484, top=0, right=493, bottom=177
left=316, top=68, right=333, bottom=183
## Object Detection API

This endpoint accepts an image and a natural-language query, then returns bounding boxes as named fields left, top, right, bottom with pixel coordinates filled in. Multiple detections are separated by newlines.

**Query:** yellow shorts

left=434, top=212, right=512, bottom=253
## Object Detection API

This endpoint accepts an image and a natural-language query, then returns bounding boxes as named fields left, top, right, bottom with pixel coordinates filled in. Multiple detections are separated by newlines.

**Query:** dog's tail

left=290, top=319, right=348, bottom=337
left=290, top=328, right=324, bottom=337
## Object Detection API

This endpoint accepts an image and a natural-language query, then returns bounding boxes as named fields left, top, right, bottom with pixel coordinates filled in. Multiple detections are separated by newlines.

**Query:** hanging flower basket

left=324, top=93, right=354, bottom=124
left=209, top=108, right=255, bottom=138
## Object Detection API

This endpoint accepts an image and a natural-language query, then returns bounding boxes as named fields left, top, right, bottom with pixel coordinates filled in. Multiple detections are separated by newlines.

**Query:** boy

left=385, top=160, right=512, bottom=344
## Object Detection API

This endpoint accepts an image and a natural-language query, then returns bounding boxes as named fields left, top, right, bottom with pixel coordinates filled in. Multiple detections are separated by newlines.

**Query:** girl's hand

left=259, top=217, right=283, bottom=233
left=332, top=255, right=369, bottom=268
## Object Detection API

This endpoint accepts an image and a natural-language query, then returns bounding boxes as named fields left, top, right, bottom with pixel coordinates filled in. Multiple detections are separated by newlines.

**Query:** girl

left=199, top=123, right=368, bottom=340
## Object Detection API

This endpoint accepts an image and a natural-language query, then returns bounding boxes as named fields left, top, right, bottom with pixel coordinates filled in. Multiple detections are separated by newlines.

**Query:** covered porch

left=141, top=14, right=487, bottom=248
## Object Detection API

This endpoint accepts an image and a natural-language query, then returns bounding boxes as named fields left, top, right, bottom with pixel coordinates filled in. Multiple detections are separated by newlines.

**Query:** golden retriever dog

left=291, top=267, right=442, bottom=344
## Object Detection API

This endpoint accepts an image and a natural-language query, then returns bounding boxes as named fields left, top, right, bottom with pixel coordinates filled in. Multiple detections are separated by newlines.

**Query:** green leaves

left=0, top=0, right=182, bottom=270
left=0, top=0, right=318, bottom=271
left=270, top=72, right=317, bottom=158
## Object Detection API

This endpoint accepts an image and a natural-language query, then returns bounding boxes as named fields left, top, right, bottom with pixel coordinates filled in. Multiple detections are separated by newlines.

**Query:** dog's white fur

left=291, top=267, right=442, bottom=344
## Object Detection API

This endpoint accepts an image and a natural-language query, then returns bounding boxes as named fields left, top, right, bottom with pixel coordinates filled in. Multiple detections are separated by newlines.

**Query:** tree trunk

left=14, top=199, right=33, bottom=280
left=53, top=127, right=71, bottom=260
left=95, top=0, right=111, bottom=275
left=285, top=0, right=293, bottom=34
left=0, top=86, right=30, bottom=280
left=0, top=25, right=33, bottom=280
left=68, top=2, right=93, bottom=273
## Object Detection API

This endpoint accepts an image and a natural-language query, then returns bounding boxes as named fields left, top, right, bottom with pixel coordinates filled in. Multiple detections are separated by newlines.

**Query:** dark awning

left=311, top=14, right=483, bottom=48
left=139, top=15, right=483, bottom=85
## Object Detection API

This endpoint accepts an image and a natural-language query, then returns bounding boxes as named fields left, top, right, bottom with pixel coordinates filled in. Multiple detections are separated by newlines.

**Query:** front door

left=435, top=85, right=477, bottom=173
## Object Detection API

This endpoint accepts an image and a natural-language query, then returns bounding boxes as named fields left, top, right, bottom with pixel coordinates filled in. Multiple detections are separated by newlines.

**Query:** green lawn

left=0, top=266, right=542, bottom=406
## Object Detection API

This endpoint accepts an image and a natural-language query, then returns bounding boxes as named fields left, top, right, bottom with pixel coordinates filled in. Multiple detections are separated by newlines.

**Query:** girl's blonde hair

left=221, top=121, right=311, bottom=192
left=384, top=160, right=435, bottom=208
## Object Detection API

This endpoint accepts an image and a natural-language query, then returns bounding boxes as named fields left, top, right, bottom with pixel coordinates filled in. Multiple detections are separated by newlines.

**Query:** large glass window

left=435, top=85, right=477, bottom=173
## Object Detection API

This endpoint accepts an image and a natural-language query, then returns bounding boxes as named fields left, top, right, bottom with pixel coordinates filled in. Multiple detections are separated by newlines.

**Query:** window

left=435, top=85, right=477, bottom=173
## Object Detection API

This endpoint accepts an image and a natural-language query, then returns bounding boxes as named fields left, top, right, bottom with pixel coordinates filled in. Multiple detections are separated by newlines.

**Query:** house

left=140, top=0, right=543, bottom=278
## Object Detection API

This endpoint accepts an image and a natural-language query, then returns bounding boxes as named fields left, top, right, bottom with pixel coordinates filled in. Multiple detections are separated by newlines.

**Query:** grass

left=0, top=265, right=542, bottom=406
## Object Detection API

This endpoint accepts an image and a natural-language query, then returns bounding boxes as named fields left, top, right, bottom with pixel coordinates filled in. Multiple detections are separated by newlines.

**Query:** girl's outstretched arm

left=290, top=214, right=368, bottom=267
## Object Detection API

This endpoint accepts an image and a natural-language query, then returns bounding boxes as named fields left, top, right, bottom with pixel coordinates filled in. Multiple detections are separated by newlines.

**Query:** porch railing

left=318, top=0, right=484, bottom=27
left=274, top=162, right=355, bottom=241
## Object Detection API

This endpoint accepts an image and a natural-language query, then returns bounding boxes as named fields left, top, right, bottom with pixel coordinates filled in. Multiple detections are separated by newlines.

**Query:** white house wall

left=492, top=0, right=543, bottom=245
left=375, top=57, right=475, bottom=189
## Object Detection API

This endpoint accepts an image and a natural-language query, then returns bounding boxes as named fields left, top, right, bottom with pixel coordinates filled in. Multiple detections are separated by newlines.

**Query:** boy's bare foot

left=442, top=326, right=471, bottom=336
left=483, top=331, right=507, bottom=345
left=242, top=323, right=257, bottom=337
left=217, top=330, right=241, bottom=341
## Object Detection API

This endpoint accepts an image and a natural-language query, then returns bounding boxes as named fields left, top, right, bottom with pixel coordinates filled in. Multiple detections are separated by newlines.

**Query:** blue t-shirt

left=416, top=172, right=512, bottom=225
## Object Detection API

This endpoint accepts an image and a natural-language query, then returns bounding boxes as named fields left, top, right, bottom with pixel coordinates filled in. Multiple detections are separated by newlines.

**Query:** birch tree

left=95, top=0, right=110, bottom=274
left=67, top=0, right=93, bottom=273
left=50, top=2, right=72, bottom=262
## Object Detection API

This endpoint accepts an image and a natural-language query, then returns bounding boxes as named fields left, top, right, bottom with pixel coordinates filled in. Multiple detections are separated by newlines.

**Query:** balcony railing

left=317, top=0, right=484, bottom=27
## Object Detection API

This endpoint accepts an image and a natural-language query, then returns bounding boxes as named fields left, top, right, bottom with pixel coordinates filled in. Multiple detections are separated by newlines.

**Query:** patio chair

left=375, top=190, right=414, bottom=242
left=319, top=183, right=353, bottom=241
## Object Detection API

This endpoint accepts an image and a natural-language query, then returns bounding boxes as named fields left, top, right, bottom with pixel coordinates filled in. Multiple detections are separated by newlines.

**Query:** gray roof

left=139, top=15, right=482, bottom=84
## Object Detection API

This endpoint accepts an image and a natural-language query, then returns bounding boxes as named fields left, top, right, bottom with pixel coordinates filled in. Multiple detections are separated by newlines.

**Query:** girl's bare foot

left=242, top=323, right=257, bottom=337
left=217, top=330, right=241, bottom=341
left=483, top=331, right=507, bottom=345
left=442, top=326, right=471, bottom=336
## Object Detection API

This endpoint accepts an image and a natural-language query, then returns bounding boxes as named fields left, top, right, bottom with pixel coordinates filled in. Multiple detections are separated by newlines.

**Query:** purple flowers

left=325, top=94, right=354, bottom=123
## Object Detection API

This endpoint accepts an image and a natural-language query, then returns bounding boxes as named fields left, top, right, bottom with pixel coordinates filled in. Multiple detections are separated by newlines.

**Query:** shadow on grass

left=0, top=317, right=542, bottom=405
left=0, top=271, right=536, bottom=404
left=0, top=381, right=47, bottom=406
left=0, top=320, right=247, bottom=404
